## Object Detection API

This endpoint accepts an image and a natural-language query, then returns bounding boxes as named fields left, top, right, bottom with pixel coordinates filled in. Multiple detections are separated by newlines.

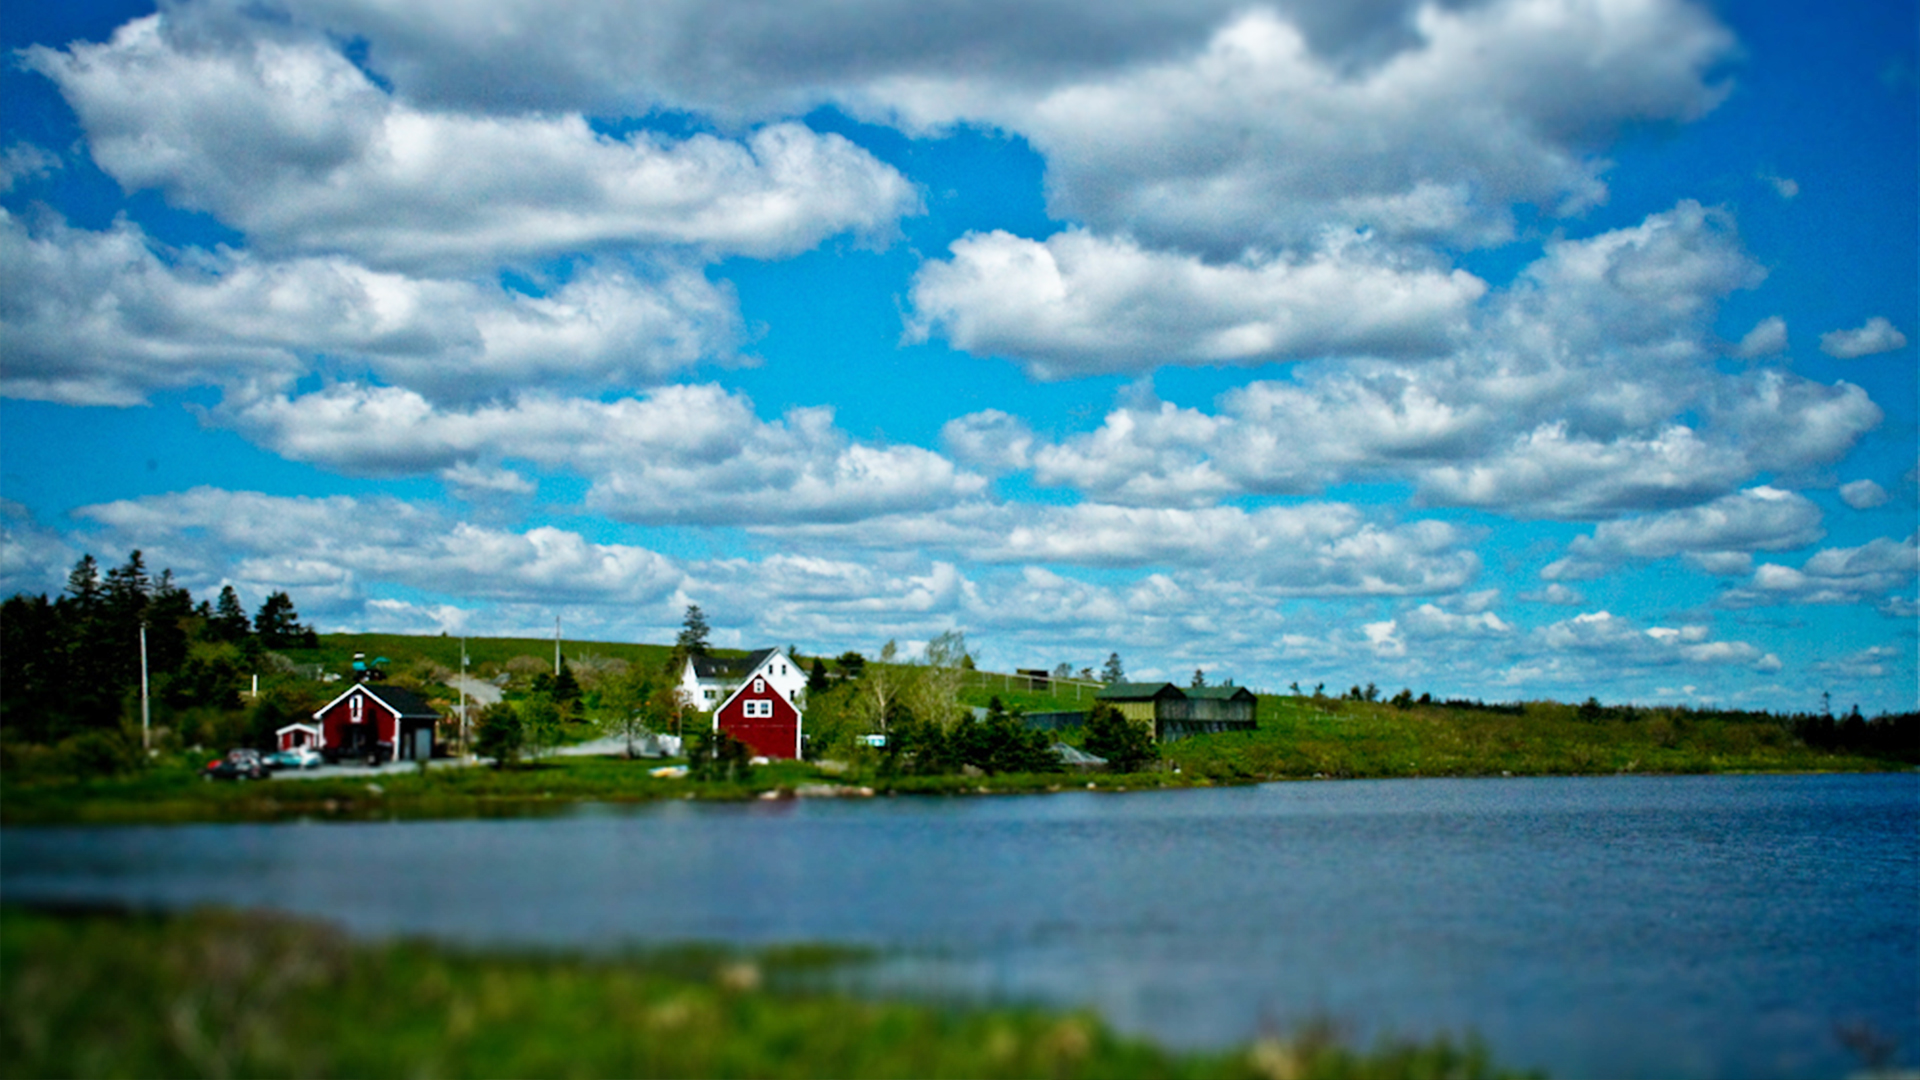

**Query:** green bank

left=1, top=905, right=1518, bottom=1080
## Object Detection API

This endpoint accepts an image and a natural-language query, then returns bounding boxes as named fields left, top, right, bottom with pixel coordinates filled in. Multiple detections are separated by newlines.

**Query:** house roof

left=1095, top=682, right=1184, bottom=701
left=313, top=681, right=442, bottom=720
left=368, top=685, right=442, bottom=718
left=688, top=647, right=779, bottom=681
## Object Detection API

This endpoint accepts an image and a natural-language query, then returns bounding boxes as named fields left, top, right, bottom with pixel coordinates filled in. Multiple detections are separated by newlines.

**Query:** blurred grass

left=1, top=905, right=1522, bottom=1079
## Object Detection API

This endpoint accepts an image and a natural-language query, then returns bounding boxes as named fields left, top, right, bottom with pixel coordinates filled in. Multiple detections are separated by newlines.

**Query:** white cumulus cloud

left=0, top=210, right=741, bottom=406
left=1541, top=486, right=1823, bottom=580
left=1839, top=480, right=1889, bottom=510
left=1819, top=316, right=1908, bottom=359
left=25, top=15, right=917, bottom=274
left=214, top=383, right=988, bottom=526
left=907, top=228, right=1486, bottom=377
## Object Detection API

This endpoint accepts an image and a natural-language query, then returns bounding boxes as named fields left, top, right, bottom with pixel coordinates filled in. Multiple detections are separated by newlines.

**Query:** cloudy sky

left=2, top=0, right=1913, bottom=712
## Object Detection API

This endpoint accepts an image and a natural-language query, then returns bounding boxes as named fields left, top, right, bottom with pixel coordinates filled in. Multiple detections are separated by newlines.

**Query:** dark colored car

left=202, top=748, right=267, bottom=781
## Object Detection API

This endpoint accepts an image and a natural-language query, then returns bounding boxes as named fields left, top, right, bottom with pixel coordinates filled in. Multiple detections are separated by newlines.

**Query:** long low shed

left=1093, top=683, right=1259, bottom=741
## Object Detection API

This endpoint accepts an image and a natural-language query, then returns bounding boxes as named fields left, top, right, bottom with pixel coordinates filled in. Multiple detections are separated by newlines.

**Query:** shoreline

left=3, top=752, right=1908, bottom=828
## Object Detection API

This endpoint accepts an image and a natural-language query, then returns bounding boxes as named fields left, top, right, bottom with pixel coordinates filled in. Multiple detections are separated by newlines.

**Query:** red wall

left=716, top=679, right=801, bottom=760
left=318, top=688, right=396, bottom=751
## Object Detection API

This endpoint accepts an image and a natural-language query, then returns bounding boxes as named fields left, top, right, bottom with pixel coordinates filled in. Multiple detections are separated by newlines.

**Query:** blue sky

left=2, top=0, right=1913, bottom=713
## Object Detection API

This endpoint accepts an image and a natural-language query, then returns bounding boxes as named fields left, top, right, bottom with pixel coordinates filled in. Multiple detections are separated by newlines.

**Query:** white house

left=676, top=647, right=807, bottom=712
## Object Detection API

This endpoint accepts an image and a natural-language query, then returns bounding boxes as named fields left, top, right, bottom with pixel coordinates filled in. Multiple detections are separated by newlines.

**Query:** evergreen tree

left=550, top=660, right=582, bottom=706
left=103, top=550, right=151, bottom=623
left=1083, top=700, right=1158, bottom=774
left=253, top=591, right=307, bottom=648
left=1100, top=652, right=1125, bottom=683
left=952, top=697, right=1061, bottom=775
left=63, top=554, right=102, bottom=610
left=676, top=604, right=711, bottom=656
left=1191, top=668, right=1206, bottom=688
left=0, top=593, right=62, bottom=741
left=211, top=585, right=252, bottom=642
left=143, top=571, right=195, bottom=677
left=807, top=657, right=831, bottom=694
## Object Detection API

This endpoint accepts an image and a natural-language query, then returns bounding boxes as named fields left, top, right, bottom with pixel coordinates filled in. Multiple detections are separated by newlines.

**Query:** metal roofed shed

left=1051, top=743, right=1107, bottom=770
left=1094, top=682, right=1257, bottom=742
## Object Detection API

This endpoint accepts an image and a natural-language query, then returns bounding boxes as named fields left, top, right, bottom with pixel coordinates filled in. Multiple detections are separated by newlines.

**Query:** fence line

left=960, top=670, right=1107, bottom=702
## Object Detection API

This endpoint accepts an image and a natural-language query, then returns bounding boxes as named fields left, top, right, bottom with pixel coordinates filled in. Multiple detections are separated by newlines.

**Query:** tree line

left=2, top=551, right=317, bottom=747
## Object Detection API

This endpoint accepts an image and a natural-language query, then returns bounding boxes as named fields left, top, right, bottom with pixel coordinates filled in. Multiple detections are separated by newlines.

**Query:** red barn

left=275, top=723, right=321, bottom=751
left=714, top=674, right=803, bottom=760
left=313, top=683, right=441, bottom=763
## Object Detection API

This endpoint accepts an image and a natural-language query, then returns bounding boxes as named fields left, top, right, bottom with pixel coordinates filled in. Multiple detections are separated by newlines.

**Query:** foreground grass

left=1, top=906, right=1516, bottom=1080
left=1162, top=696, right=1907, bottom=781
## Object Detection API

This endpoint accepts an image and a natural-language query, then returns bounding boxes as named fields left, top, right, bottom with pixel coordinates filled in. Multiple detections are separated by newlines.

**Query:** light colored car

left=203, top=748, right=267, bottom=781
left=266, top=747, right=323, bottom=770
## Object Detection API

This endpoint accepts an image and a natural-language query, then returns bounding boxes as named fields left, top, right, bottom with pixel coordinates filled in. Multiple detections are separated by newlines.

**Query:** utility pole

left=459, top=636, right=469, bottom=761
left=138, top=622, right=151, bottom=752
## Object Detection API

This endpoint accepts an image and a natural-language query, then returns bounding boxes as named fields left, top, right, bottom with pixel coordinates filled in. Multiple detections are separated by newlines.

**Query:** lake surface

left=5, top=773, right=1914, bottom=1079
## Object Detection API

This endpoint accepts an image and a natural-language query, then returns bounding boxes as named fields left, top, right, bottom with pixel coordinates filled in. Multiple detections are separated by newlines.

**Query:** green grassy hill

left=1161, top=694, right=1908, bottom=779
left=278, top=633, right=681, bottom=682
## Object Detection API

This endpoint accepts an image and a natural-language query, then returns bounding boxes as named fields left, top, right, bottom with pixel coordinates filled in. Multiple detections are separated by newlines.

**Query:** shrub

left=474, top=701, right=523, bottom=768
left=1082, top=701, right=1158, bottom=773
left=688, top=730, right=754, bottom=782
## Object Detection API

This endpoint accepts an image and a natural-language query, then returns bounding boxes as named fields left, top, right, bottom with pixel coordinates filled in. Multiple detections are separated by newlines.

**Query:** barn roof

left=313, top=681, right=442, bottom=721
left=1095, top=682, right=1184, bottom=701
left=1186, top=685, right=1258, bottom=701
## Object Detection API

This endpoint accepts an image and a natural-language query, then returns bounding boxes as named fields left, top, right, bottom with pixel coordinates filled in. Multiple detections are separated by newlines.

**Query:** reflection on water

left=6, top=773, right=1915, bottom=1079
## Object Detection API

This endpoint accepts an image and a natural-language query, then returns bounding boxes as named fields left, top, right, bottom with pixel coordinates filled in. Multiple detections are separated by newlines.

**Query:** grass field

left=0, top=906, right=1517, bottom=1080
left=1159, top=694, right=1904, bottom=780
left=276, top=633, right=683, bottom=683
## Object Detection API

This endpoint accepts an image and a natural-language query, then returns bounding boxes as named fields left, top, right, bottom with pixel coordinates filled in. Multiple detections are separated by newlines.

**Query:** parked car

left=202, top=748, right=267, bottom=781
left=266, top=747, right=323, bottom=770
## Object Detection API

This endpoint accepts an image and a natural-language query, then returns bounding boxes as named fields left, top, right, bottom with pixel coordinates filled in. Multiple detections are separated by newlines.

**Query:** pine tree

left=253, top=591, right=307, bottom=648
left=551, top=660, right=581, bottom=705
left=212, top=585, right=252, bottom=642
left=1100, top=652, right=1125, bottom=684
left=676, top=604, right=711, bottom=656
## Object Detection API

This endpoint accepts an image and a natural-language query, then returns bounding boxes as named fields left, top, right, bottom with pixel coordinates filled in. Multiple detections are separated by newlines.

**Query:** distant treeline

left=2, top=551, right=317, bottom=745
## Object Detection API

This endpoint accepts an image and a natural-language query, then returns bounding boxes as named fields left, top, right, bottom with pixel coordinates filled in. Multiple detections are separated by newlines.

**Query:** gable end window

left=753, top=678, right=765, bottom=693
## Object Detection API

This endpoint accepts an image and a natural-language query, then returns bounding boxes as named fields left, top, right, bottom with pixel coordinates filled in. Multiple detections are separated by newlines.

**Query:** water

left=5, top=773, right=1914, bottom=1078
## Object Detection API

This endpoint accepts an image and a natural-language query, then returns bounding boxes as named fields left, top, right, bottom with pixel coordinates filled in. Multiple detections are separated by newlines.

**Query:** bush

left=953, top=698, right=1062, bottom=775
left=688, top=730, right=754, bottom=782
left=1082, top=701, right=1158, bottom=773
left=473, top=701, right=523, bottom=768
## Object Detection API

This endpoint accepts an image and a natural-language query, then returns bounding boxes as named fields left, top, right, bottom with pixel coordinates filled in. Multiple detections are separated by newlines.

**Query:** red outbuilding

left=312, top=683, right=441, bottom=763
left=275, top=723, right=321, bottom=751
left=714, top=674, right=803, bottom=760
